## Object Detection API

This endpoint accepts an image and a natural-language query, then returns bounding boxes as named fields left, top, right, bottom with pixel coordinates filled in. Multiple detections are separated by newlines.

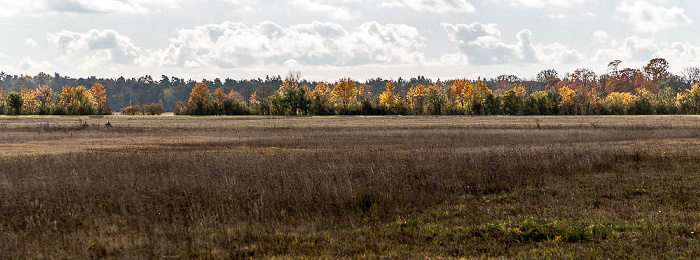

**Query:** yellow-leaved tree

left=450, top=80, right=472, bottom=109
left=407, top=84, right=426, bottom=114
left=313, top=82, right=330, bottom=96
left=331, top=78, right=358, bottom=111
left=606, top=92, right=635, bottom=115
left=677, top=83, right=700, bottom=113
left=20, top=86, right=37, bottom=114
left=471, top=81, right=491, bottom=100
left=558, top=86, right=576, bottom=114
left=379, top=81, right=399, bottom=111
left=34, top=85, right=53, bottom=114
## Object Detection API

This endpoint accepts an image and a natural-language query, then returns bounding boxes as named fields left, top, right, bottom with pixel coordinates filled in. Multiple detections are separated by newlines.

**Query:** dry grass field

left=1, top=115, right=700, bottom=259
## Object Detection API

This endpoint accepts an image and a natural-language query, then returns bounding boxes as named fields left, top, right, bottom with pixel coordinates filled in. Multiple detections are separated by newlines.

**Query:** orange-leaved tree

left=187, top=82, right=212, bottom=115
left=450, top=79, right=472, bottom=109
left=90, top=83, right=108, bottom=114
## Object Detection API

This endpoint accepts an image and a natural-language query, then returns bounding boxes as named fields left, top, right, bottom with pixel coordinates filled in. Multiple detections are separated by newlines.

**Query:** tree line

left=174, top=59, right=700, bottom=116
left=2, top=58, right=700, bottom=115
left=0, top=83, right=109, bottom=115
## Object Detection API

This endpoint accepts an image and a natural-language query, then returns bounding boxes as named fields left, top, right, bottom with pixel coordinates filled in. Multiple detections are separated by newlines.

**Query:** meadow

left=1, top=115, right=700, bottom=259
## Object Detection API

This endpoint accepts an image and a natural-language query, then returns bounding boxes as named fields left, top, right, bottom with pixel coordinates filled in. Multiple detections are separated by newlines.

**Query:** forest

left=1, top=58, right=700, bottom=115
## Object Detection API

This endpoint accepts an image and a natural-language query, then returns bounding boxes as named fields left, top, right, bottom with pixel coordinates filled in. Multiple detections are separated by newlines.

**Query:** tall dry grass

left=0, top=115, right=699, bottom=258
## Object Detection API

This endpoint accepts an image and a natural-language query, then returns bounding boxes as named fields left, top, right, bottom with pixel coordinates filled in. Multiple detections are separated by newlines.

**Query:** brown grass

left=1, top=115, right=699, bottom=258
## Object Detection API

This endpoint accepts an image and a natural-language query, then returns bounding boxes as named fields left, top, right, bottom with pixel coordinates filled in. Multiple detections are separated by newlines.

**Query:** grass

left=0, top=115, right=699, bottom=258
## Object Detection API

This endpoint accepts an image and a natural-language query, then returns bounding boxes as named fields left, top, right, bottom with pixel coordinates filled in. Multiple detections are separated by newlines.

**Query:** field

left=1, top=115, right=700, bottom=259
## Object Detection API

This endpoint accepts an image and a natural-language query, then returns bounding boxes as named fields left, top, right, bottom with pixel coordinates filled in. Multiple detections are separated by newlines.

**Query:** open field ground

left=1, top=115, right=700, bottom=259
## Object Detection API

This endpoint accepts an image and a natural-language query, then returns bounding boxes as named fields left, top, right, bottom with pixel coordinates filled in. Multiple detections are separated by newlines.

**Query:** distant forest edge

left=1, top=58, right=700, bottom=116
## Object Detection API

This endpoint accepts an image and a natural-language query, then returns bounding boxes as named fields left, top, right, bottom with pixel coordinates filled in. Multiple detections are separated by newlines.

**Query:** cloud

left=617, top=1, right=692, bottom=33
left=24, top=38, right=39, bottom=47
left=381, top=0, right=475, bottom=13
left=593, top=36, right=700, bottom=69
left=19, top=57, right=53, bottom=71
left=441, top=22, right=585, bottom=66
left=535, top=43, right=583, bottom=64
left=290, top=0, right=357, bottom=19
left=138, top=21, right=426, bottom=68
left=0, top=0, right=183, bottom=16
left=593, top=30, right=609, bottom=45
left=47, top=29, right=141, bottom=69
left=441, top=23, right=538, bottom=65
left=493, top=0, right=588, bottom=8
left=547, top=14, right=566, bottom=19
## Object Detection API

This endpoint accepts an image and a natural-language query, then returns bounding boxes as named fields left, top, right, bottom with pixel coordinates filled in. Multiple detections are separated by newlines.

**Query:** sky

left=0, top=0, right=699, bottom=81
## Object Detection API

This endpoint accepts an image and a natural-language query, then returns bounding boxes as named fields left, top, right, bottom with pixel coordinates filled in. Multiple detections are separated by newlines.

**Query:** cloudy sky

left=0, top=0, right=698, bottom=81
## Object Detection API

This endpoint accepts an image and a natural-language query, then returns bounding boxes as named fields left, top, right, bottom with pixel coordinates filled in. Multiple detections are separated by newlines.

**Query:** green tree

left=7, top=92, right=22, bottom=115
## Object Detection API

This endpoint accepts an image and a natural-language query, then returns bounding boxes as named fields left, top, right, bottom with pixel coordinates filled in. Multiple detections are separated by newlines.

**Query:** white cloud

left=19, top=57, right=53, bottom=71
left=290, top=0, right=357, bottom=19
left=381, top=0, right=475, bottom=13
left=593, top=30, right=609, bottom=45
left=494, top=0, right=588, bottom=8
left=535, top=43, right=583, bottom=64
left=47, top=29, right=142, bottom=69
left=617, top=1, right=692, bottom=33
left=442, top=22, right=584, bottom=66
left=441, top=23, right=538, bottom=65
left=0, top=0, right=183, bottom=16
left=547, top=13, right=566, bottom=20
left=138, top=21, right=426, bottom=68
left=591, top=36, right=700, bottom=69
left=24, top=38, right=38, bottom=47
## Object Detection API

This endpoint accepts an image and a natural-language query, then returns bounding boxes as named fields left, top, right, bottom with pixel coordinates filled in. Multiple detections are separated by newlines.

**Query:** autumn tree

left=57, top=85, right=96, bottom=115
left=536, top=69, right=559, bottom=84
left=607, top=68, right=641, bottom=94
left=313, top=82, right=331, bottom=96
left=606, top=92, right=635, bottom=115
left=406, top=84, right=427, bottom=114
left=425, top=84, right=446, bottom=115
left=212, top=87, right=227, bottom=114
left=677, top=83, right=700, bottom=114
left=59, top=86, right=76, bottom=114
left=20, top=86, right=37, bottom=114
left=331, top=78, right=358, bottom=112
left=35, top=85, right=53, bottom=114
left=642, top=58, right=670, bottom=93
left=74, top=85, right=97, bottom=115
left=450, top=80, right=472, bottom=110
left=644, top=58, right=670, bottom=83
left=310, top=82, right=333, bottom=115
left=570, top=68, right=597, bottom=96
left=379, top=81, right=400, bottom=113
left=187, top=82, right=212, bottom=115
left=495, top=75, right=519, bottom=94
left=470, top=81, right=493, bottom=115
left=558, top=86, right=577, bottom=114
left=501, top=83, right=526, bottom=115
left=271, top=72, right=310, bottom=115
left=90, top=83, right=108, bottom=114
